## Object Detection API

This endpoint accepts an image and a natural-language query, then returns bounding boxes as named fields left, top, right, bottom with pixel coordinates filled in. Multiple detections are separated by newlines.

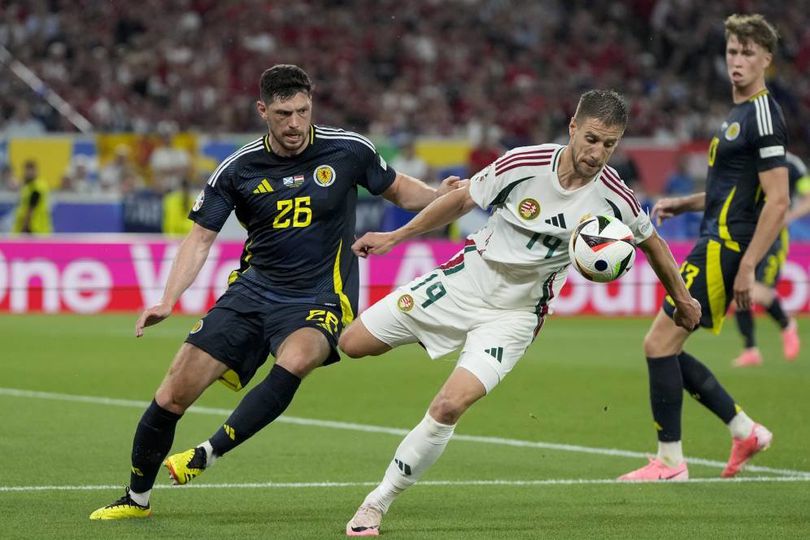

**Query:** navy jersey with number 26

left=190, top=125, right=396, bottom=324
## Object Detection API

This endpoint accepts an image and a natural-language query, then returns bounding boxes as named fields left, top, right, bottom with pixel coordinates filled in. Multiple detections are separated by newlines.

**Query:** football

left=568, top=215, right=636, bottom=283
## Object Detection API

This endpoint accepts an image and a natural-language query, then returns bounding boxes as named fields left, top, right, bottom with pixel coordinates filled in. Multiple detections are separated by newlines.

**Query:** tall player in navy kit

left=90, top=65, right=460, bottom=520
left=620, top=14, right=787, bottom=481
left=731, top=152, right=808, bottom=367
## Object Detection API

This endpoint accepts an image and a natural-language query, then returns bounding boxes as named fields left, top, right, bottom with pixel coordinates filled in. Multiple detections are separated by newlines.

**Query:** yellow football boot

left=89, top=488, right=151, bottom=520
left=164, top=447, right=207, bottom=485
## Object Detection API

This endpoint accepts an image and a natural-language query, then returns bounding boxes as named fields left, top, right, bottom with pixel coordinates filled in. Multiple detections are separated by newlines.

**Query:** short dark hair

left=259, top=64, right=312, bottom=103
left=725, top=13, right=779, bottom=53
left=574, top=90, right=628, bottom=129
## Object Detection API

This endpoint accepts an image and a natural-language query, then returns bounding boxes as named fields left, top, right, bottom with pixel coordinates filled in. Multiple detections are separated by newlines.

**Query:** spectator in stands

left=0, top=162, right=18, bottom=190
left=467, top=128, right=502, bottom=176
left=390, top=138, right=432, bottom=184
left=100, top=144, right=135, bottom=194
left=2, top=101, right=45, bottom=138
left=665, top=154, right=696, bottom=195
left=61, top=154, right=98, bottom=193
left=149, top=128, right=192, bottom=194
left=12, top=159, right=51, bottom=234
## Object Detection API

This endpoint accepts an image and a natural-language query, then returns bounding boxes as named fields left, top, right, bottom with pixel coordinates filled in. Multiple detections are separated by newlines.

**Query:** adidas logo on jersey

left=544, top=213, right=567, bottom=228
left=253, top=179, right=274, bottom=194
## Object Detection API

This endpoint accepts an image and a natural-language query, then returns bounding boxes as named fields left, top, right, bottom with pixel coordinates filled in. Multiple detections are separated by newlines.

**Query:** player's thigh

left=353, top=287, right=440, bottom=354
left=457, top=310, right=539, bottom=394
left=274, top=327, right=332, bottom=378
left=661, top=237, right=741, bottom=334
left=185, top=289, right=272, bottom=392
left=339, top=316, right=393, bottom=359
left=264, top=302, right=346, bottom=374
left=156, top=342, right=230, bottom=413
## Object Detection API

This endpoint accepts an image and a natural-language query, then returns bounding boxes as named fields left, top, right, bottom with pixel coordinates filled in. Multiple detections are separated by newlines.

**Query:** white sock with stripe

left=362, top=412, right=456, bottom=513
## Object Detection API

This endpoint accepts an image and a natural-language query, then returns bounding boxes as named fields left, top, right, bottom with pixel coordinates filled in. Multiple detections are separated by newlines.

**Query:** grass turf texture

left=1, top=314, right=809, bottom=538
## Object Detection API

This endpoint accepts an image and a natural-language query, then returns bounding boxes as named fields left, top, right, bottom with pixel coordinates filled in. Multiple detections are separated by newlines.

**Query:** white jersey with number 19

left=454, top=143, right=654, bottom=313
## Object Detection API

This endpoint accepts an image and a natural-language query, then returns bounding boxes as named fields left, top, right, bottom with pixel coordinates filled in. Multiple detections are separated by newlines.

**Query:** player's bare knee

left=428, top=394, right=465, bottom=425
left=337, top=330, right=363, bottom=358
left=643, top=329, right=661, bottom=357
left=276, top=353, right=321, bottom=378
left=154, top=384, right=193, bottom=414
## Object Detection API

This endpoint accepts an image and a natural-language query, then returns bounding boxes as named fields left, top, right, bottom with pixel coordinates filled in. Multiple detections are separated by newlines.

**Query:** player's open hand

left=352, top=231, right=398, bottom=258
left=672, top=297, right=701, bottom=330
left=135, top=302, right=173, bottom=337
left=436, top=176, right=467, bottom=197
left=732, top=264, right=755, bottom=311
left=651, top=197, right=682, bottom=226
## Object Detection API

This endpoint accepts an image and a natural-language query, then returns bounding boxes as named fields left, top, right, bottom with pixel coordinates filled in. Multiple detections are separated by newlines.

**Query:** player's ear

left=256, top=100, right=267, bottom=120
left=568, top=117, right=577, bottom=138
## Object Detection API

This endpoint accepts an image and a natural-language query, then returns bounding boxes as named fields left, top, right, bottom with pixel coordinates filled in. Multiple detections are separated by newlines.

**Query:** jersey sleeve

left=355, top=143, right=397, bottom=196
left=468, top=147, right=540, bottom=209
left=189, top=162, right=236, bottom=232
left=747, top=96, right=788, bottom=173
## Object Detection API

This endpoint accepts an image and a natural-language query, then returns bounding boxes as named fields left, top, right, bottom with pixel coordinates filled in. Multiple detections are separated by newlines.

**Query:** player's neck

left=732, top=80, right=767, bottom=104
left=557, top=146, right=593, bottom=190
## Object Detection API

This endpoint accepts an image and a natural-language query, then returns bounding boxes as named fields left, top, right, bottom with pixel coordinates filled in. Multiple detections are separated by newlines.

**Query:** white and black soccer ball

left=568, top=215, right=636, bottom=283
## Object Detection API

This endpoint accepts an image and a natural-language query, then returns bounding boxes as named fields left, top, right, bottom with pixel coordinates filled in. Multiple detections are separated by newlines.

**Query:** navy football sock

left=734, top=309, right=756, bottom=348
left=209, top=364, right=301, bottom=456
left=130, top=399, right=182, bottom=493
left=766, top=298, right=790, bottom=329
left=646, top=356, right=683, bottom=442
left=678, top=351, right=737, bottom=423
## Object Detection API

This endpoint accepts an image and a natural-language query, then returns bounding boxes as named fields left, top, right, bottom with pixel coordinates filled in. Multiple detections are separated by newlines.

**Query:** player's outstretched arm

left=352, top=185, right=476, bottom=257
left=135, top=223, right=218, bottom=337
left=638, top=230, right=701, bottom=330
left=651, top=192, right=706, bottom=226
left=382, top=173, right=465, bottom=211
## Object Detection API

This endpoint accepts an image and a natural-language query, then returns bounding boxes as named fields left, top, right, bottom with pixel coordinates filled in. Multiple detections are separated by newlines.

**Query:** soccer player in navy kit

left=620, top=14, right=786, bottom=481
left=90, top=64, right=461, bottom=520
left=731, top=152, right=807, bottom=366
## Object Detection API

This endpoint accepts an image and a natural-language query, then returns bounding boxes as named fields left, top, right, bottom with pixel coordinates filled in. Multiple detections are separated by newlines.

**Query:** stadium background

left=2, top=2, right=810, bottom=538
left=1, top=0, right=810, bottom=315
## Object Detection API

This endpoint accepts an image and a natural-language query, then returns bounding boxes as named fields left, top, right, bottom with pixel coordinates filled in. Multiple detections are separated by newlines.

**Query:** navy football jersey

left=700, top=90, right=788, bottom=249
left=190, top=125, right=397, bottom=323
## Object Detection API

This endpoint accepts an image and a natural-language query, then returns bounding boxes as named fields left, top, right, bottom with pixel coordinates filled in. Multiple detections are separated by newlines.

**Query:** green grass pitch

left=1, top=314, right=809, bottom=538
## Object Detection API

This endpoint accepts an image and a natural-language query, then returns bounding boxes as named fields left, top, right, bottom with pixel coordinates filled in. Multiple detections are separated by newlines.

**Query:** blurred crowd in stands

left=0, top=0, right=808, bottom=218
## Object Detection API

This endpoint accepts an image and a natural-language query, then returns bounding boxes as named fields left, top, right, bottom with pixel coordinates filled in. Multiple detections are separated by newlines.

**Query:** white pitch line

left=3, top=476, right=810, bottom=493
left=2, top=387, right=808, bottom=478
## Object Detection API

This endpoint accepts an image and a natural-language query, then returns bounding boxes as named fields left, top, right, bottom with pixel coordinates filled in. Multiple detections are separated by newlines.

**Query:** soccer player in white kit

left=341, top=90, right=702, bottom=536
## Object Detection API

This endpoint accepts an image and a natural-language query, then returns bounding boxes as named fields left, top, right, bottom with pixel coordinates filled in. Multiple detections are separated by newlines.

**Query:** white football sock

left=363, top=412, right=456, bottom=513
left=129, top=488, right=151, bottom=507
left=199, top=440, right=217, bottom=467
left=656, top=440, right=684, bottom=467
left=728, top=411, right=755, bottom=439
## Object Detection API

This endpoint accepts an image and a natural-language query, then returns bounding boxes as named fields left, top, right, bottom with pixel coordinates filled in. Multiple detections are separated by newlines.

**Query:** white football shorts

left=360, top=268, right=543, bottom=393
